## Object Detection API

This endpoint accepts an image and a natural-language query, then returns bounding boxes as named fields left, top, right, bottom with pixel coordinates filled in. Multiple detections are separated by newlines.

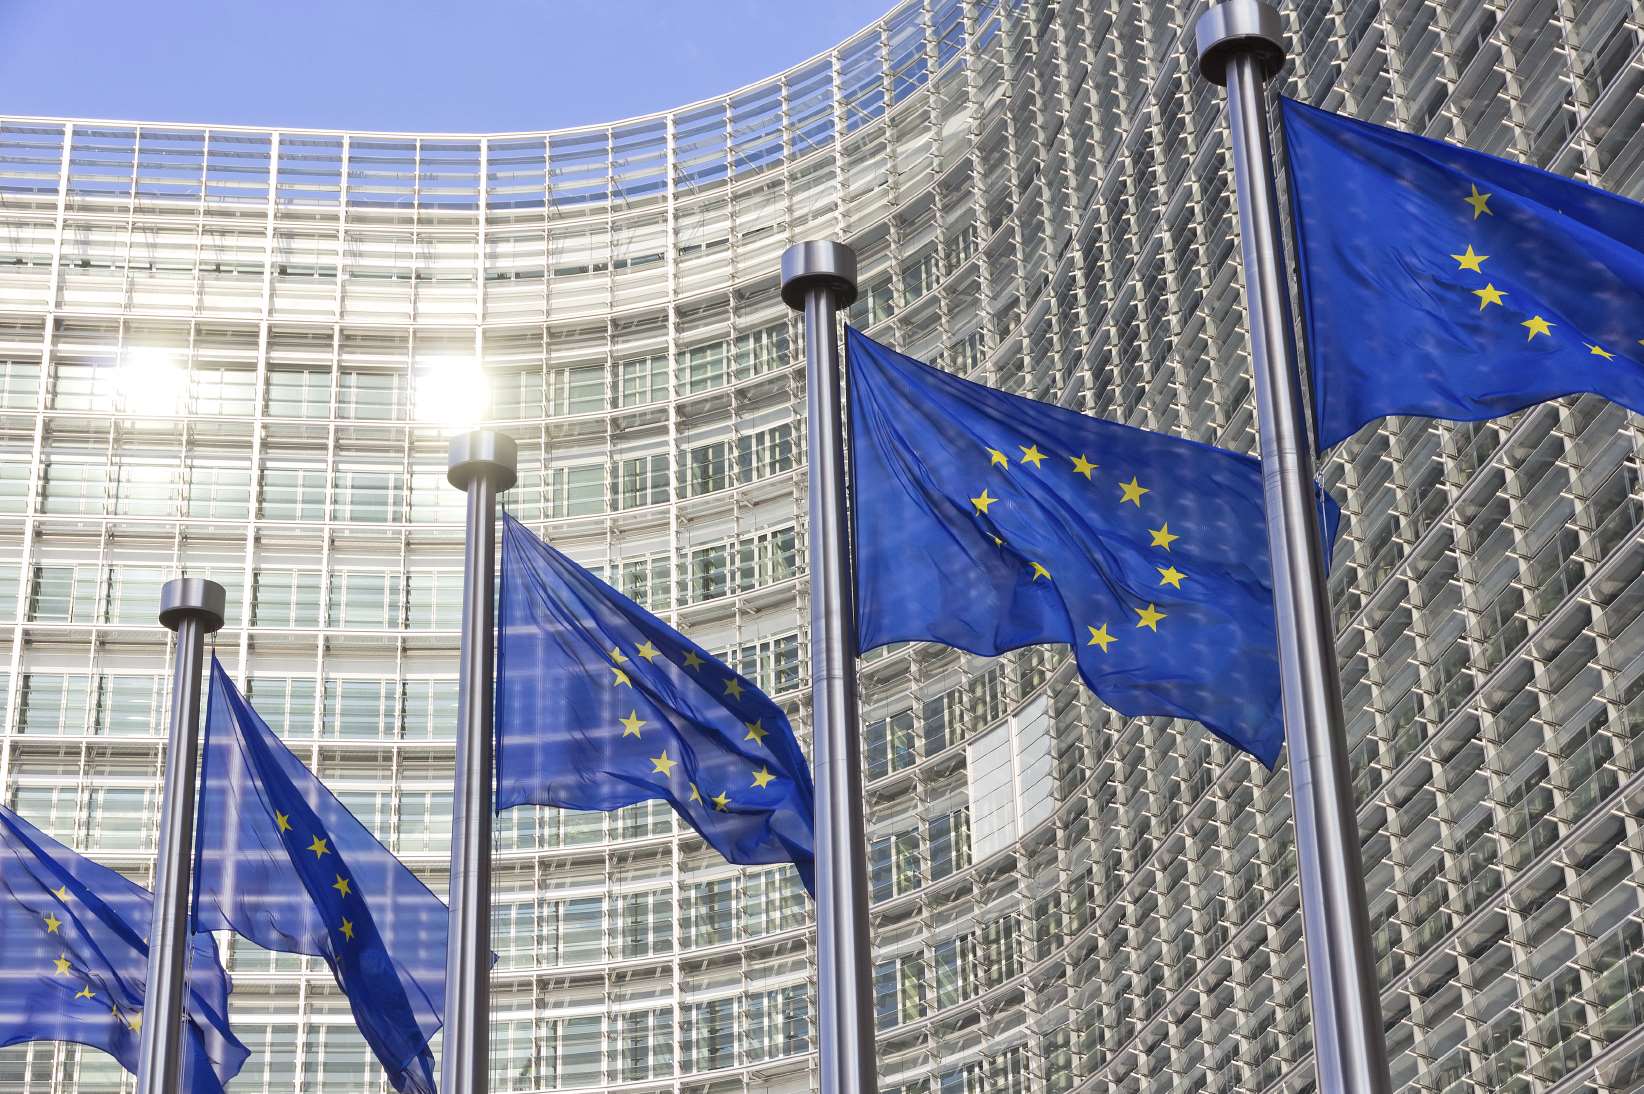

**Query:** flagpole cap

left=780, top=241, right=859, bottom=311
left=158, top=577, right=226, bottom=634
left=1195, top=0, right=1286, bottom=85
left=448, top=429, right=518, bottom=492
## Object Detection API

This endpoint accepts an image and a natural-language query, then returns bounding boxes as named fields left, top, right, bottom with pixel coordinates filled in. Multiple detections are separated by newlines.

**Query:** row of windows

left=490, top=867, right=809, bottom=970
left=0, top=321, right=792, bottom=421
left=875, top=915, right=1024, bottom=1030
left=6, top=640, right=803, bottom=746
left=0, top=427, right=797, bottom=525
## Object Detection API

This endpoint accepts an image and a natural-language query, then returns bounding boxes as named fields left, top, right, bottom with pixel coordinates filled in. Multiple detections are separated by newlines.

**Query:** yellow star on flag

left=751, top=767, right=776, bottom=790
left=682, top=650, right=704, bottom=671
left=126, top=1013, right=142, bottom=1033
left=1149, top=523, right=1178, bottom=550
left=53, top=954, right=71, bottom=976
left=1464, top=184, right=1491, bottom=219
left=650, top=750, right=677, bottom=777
left=970, top=488, right=997, bottom=515
left=1070, top=454, right=1097, bottom=479
left=339, top=918, right=355, bottom=941
left=1029, top=562, right=1050, bottom=581
left=275, top=811, right=292, bottom=833
left=1157, top=565, right=1186, bottom=589
left=1134, top=603, right=1166, bottom=631
left=723, top=677, right=745, bottom=700
left=1450, top=245, right=1487, bottom=272
left=1587, top=343, right=1614, bottom=360
left=609, top=646, right=628, bottom=664
left=52, top=886, right=68, bottom=901
left=308, top=836, right=330, bottom=858
left=610, top=666, right=632, bottom=687
left=1522, top=315, right=1553, bottom=340
left=620, top=711, right=645, bottom=738
left=44, top=913, right=61, bottom=933
left=1087, top=624, right=1115, bottom=651
left=987, top=447, right=1010, bottom=469
left=712, top=792, right=731, bottom=812
left=689, top=783, right=703, bottom=804
left=75, top=986, right=95, bottom=1000
left=1018, top=444, right=1046, bottom=468
left=635, top=640, right=660, bottom=661
left=1119, top=477, right=1149, bottom=506
left=744, top=720, right=767, bottom=744
left=332, top=874, right=351, bottom=897
left=1473, top=283, right=1506, bottom=309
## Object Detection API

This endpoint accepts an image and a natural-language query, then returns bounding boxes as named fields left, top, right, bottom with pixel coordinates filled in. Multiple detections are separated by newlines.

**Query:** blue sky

left=0, top=0, right=894, bottom=132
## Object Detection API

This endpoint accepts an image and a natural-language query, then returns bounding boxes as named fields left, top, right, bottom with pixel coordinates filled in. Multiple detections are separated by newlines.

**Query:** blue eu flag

left=497, top=514, right=816, bottom=892
left=1284, top=97, right=1644, bottom=451
left=0, top=804, right=247, bottom=1092
left=192, top=659, right=447, bottom=1094
left=848, top=327, right=1341, bottom=768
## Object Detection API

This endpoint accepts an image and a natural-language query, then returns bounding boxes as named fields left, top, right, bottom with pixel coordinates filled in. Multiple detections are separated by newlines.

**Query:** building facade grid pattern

left=0, top=0, right=1642, bottom=1092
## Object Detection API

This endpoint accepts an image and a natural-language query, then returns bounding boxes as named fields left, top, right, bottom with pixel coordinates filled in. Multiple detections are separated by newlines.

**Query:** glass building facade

left=3, top=0, right=1644, bottom=1091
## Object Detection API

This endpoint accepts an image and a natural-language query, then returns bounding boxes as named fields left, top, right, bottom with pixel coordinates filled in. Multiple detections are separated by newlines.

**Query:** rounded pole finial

left=781, top=240, right=859, bottom=312
left=1195, top=0, right=1287, bottom=85
left=158, top=577, right=226, bottom=634
left=448, top=429, right=518, bottom=492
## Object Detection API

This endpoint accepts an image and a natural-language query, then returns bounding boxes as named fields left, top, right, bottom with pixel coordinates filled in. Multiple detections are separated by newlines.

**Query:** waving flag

left=1284, top=96, right=1644, bottom=450
left=497, top=514, right=815, bottom=893
left=0, top=804, right=246, bottom=1092
left=192, top=659, right=447, bottom=1094
left=847, top=326, right=1342, bottom=767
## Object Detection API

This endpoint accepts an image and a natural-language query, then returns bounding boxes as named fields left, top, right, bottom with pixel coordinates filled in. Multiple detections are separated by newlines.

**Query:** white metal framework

left=1, top=0, right=1643, bottom=1091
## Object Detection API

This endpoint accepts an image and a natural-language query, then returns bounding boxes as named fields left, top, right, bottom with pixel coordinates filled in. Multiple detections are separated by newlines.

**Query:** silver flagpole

left=1194, top=3, right=1391, bottom=1092
left=136, top=577, right=226, bottom=1094
left=780, top=241, right=877, bottom=1094
left=442, top=429, right=516, bottom=1094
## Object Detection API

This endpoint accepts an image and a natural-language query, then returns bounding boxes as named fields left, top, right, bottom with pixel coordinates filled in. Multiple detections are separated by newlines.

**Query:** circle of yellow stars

left=39, top=884, right=143, bottom=1033
left=1451, top=183, right=1637, bottom=361
left=272, top=809, right=359, bottom=945
left=973, top=438, right=1186, bottom=657
left=605, top=641, right=783, bottom=815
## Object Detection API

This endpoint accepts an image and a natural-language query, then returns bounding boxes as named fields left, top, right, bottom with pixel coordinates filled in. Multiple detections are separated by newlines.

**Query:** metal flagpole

left=780, top=241, right=877, bottom=1094
left=136, top=577, right=226, bottom=1094
left=1194, top=4, right=1392, bottom=1092
left=442, top=429, right=516, bottom=1094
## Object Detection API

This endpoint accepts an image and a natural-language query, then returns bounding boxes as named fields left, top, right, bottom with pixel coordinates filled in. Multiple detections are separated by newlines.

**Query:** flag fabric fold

left=0, top=804, right=247, bottom=1093
left=192, top=658, right=447, bottom=1094
left=496, top=513, right=816, bottom=893
left=847, top=326, right=1342, bottom=768
left=1283, top=96, right=1644, bottom=451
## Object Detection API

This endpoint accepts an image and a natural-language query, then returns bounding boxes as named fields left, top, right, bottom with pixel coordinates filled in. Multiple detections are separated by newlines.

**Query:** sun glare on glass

left=415, top=358, right=489, bottom=430
left=115, top=348, right=187, bottom=417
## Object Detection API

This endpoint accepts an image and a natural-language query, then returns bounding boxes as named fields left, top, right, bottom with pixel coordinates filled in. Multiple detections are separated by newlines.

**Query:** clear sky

left=0, top=0, right=896, bottom=133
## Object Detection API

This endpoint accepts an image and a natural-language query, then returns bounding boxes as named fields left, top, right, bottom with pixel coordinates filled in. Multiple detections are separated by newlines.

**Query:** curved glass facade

left=3, top=0, right=1644, bottom=1091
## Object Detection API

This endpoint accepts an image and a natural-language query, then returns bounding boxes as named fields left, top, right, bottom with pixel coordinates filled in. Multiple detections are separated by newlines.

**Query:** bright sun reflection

left=115, top=348, right=186, bottom=417
left=415, top=358, right=489, bottom=430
